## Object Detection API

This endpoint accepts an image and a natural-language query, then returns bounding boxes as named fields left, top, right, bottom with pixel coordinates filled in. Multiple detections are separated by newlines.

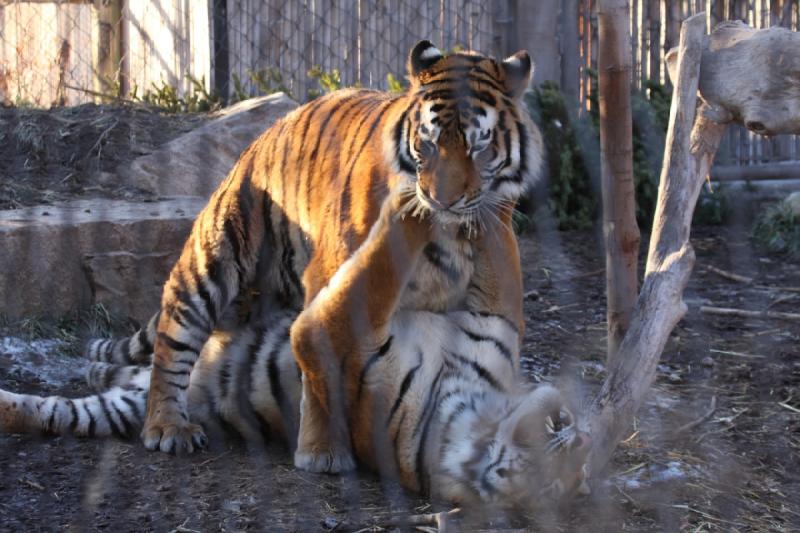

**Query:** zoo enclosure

left=0, top=0, right=798, bottom=170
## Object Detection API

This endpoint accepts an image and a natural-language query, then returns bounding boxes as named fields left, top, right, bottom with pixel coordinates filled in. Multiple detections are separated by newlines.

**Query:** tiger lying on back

left=0, top=198, right=589, bottom=506
left=132, top=40, right=543, bottom=470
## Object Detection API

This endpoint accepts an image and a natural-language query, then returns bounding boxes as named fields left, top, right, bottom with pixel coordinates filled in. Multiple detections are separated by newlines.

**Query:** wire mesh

left=0, top=1, right=96, bottom=106
left=0, top=0, right=499, bottom=106
left=217, top=0, right=499, bottom=101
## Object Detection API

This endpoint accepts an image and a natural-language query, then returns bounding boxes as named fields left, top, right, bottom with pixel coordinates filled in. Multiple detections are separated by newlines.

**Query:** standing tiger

left=0, top=191, right=590, bottom=506
left=105, top=40, right=543, bottom=472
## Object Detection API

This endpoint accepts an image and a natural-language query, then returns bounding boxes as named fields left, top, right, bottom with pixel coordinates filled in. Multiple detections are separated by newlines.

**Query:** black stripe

left=157, top=332, right=199, bottom=354
left=97, top=395, right=124, bottom=438
left=174, top=305, right=208, bottom=333
left=67, top=400, right=79, bottom=433
left=112, top=402, right=136, bottom=438
left=391, top=410, right=407, bottom=469
left=218, top=359, right=232, bottom=399
left=105, top=364, right=121, bottom=388
left=489, top=173, right=523, bottom=192
left=223, top=218, right=244, bottom=275
left=267, top=330, right=291, bottom=421
left=83, top=403, right=96, bottom=438
left=172, top=272, right=210, bottom=334
left=440, top=398, right=470, bottom=445
left=152, top=361, right=191, bottom=377
left=189, top=268, right=218, bottom=326
left=393, top=107, right=416, bottom=174
left=413, top=365, right=445, bottom=438
left=339, top=99, right=393, bottom=238
left=280, top=215, right=303, bottom=295
left=294, top=95, right=331, bottom=243
left=444, top=350, right=505, bottom=392
left=480, top=445, right=506, bottom=496
left=423, top=242, right=462, bottom=284
left=304, top=95, right=368, bottom=228
left=422, top=89, right=454, bottom=101
left=502, top=128, right=512, bottom=171
left=387, top=350, right=422, bottom=425
left=137, top=328, right=153, bottom=353
left=414, top=365, right=445, bottom=493
left=121, top=395, right=143, bottom=423
left=205, top=257, right=230, bottom=319
left=266, top=120, right=288, bottom=167
left=356, top=336, right=394, bottom=402
left=247, top=326, right=269, bottom=400
left=468, top=311, right=520, bottom=334
left=517, top=121, right=529, bottom=174
left=422, top=74, right=506, bottom=95
left=165, top=380, right=189, bottom=390
left=120, top=337, right=133, bottom=364
left=45, top=402, right=57, bottom=433
left=459, top=327, right=513, bottom=364
left=96, top=339, right=112, bottom=361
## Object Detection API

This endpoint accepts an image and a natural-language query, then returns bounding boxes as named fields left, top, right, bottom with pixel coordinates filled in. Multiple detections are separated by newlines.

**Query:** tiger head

left=390, top=40, right=543, bottom=230
left=464, top=385, right=592, bottom=509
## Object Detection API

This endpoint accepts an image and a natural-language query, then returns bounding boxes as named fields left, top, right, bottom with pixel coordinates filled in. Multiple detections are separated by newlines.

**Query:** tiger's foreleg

left=290, top=189, right=431, bottom=473
left=467, top=207, right=525, bottom=366
left=142, top=181, right=265, bottom=454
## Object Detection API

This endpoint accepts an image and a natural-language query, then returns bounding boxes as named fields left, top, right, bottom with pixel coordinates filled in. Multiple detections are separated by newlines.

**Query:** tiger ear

left=501, top=51, right=533, bottom=98
left=408, top=40, right=444, bottom=79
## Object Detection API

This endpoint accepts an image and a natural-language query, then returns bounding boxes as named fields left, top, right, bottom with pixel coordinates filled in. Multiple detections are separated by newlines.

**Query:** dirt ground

left=0, top=214, right=798, bottom=532
left=0, top=103, right=798, bottom=532
left=0, top=104, right=205, bottom=209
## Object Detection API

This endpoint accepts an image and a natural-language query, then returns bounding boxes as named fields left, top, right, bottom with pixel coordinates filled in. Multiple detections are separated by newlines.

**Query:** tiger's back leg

left=142, top=165, right=269, bottom=454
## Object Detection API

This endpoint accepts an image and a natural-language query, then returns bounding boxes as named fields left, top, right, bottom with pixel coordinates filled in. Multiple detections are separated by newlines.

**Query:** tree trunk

left=597, top=0, right=640, bottom=362
left=561, top=0, right=581, bottom=105
left=648, top=0, right=661, bottom=82
left=588, top=13, right=722, bottom=473
left=515, top=0, right=561, bottom=84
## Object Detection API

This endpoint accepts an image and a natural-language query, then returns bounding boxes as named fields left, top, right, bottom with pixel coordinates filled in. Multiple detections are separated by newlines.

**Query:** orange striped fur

left=136, top=41, right=543, bottom=472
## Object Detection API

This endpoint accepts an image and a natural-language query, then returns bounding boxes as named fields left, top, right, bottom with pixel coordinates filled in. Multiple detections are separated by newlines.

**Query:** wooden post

left=597, top=0, right=640, bottom=362
left=588, top=13, right=718, bottom=473
left=647, top=0, right=660, bottom=82
left=93, top=0, right=123, bottom=99
left=515, top=0, right=561, bottom=84
left=561, top=0, right=581, bottom=103
left=212, top=0, right=230, bottom=102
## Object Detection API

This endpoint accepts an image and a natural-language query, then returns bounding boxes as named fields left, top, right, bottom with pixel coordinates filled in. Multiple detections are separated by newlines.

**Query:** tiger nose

left=419, top=185, right=461, bottom=209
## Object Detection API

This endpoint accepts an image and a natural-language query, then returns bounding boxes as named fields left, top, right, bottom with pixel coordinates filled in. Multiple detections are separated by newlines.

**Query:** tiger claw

left=141, top=422, right=206, bottom=455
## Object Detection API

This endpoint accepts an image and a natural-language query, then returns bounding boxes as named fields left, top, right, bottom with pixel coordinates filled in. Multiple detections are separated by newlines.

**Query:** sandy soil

left=0, top=218, right=798, bottom=532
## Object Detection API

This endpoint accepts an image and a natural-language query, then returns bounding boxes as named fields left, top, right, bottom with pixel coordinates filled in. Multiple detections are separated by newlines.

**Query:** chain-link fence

left=218, top=0, right=499, bottom=101
left=0, top=1, right=97, bottom=106
left=0, top=0, right=501, bottom=106
left=3, top=0, right=798, bottom=167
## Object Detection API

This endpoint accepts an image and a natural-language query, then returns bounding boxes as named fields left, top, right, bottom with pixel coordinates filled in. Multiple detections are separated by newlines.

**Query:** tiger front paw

left=141, top=418, right=207, bottom=455
left=294, top=444, right=356, bottom=474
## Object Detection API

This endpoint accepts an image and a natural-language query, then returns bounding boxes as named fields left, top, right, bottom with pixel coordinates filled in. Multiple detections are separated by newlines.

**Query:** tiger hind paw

left=294, top=446, right=356, bottom=473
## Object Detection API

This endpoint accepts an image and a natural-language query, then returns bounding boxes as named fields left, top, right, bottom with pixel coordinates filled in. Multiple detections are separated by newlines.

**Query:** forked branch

left=585, top=10, right=800, bottom=474
left=586, top=13, right=718, bottom=473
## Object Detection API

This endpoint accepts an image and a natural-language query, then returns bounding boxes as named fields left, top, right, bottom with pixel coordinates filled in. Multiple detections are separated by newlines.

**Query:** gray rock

left=0, top=197, right=205, bottom=322
left=119, top=93, right=298, bottom=197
